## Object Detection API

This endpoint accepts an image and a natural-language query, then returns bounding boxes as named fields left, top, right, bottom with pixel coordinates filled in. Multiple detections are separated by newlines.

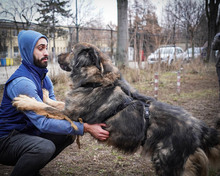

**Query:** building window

left=0, top=46, right=8, bottom=57
left=13, top=30, right=18, bottom=36
left=14, top=46, right=19, bottom=56
left=1, top=29, right=7, bottom=37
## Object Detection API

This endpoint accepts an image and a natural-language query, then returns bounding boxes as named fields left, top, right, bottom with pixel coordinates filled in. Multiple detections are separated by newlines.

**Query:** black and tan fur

left=13, top=43, right=220, bottom=176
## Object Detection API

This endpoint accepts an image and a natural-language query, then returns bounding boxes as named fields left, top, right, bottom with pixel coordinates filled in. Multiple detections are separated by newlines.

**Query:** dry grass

left=47, top=58, right=216, bottom=104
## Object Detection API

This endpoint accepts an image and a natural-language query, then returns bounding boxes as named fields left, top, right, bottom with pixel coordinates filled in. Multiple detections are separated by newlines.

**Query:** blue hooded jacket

left=0, top=30, right=83, bottom=137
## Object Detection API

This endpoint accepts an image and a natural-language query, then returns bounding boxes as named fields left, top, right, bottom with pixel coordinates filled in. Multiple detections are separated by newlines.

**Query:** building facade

left=0, top=19, right=117, bottom=65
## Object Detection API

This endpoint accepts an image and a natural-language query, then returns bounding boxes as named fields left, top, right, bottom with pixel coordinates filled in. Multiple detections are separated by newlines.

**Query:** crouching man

left=0, top=30, right=109, bottom=176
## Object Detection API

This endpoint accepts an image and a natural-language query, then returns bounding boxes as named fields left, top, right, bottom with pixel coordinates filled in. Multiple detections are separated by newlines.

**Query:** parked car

left=147, top=46, right=184, bottom=65
left=183, top=47, right=202, bottom=62
left=200, top=47, right=218, bottom=60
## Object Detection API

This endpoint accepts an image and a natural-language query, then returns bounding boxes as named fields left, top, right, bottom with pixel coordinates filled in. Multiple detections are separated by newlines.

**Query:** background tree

left=205, top=0, right=220, bottom=62
left=0, top=0, right=38, bottom=31
left=68, top=0, right=105, bottom=47
left=0, top=29, right=7, bottom=58
left=0, top=0, right=38, bottom=58
left=36, top=0, right=72, bottom=62
left=129, top=0, right=159, bottom=65
left=116, top=0, right=128, bottom=68
left=165, top=0, right=205, bottom=59
left=164, top=1, right=179, bottom=47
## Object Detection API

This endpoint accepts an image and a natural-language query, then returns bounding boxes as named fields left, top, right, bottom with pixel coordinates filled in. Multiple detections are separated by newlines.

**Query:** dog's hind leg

left=207, top=144, right=220, bottom=171
left=183, top=148, right=208, bottom=176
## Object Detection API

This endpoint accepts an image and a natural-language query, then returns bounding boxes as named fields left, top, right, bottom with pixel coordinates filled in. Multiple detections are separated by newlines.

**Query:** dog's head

left=58, top=42, right=118, bottom=74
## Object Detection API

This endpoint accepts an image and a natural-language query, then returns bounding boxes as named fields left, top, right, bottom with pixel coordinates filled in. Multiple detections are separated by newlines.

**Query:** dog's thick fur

left=13, top=43, right=220, bottom=176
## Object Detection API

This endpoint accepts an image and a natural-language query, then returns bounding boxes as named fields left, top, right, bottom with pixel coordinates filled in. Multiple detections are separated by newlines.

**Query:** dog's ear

left=88, top=48, right=119, bottom=75
left=74, top=48, right=103, bottom=72
left=74, top=44, right=118, bottom=75
left=88, top=48, right=103, bottom=71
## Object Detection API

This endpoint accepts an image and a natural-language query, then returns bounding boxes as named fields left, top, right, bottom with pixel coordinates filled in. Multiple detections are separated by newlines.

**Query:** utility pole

left=108, top=25, right=113, bottom=59
left=52, top=0, right=56, bottom=63
left=75, top=0, right=79, bottom=43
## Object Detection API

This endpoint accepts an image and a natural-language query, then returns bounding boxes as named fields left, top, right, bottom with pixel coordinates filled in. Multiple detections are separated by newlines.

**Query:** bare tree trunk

left=116, top=0, right=128, bottom=68
left=205, top=0, right=220, bottom=62
left=138, top=33, right=143, bottom=68
left=190, top=28, right=195, bottom=59
left=134, top=25, right=137, bottom=64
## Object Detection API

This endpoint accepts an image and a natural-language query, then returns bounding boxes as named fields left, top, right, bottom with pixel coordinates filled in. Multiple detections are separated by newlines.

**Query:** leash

left=76, top=118, right=83, bottom=149
left=141, top=103, right=150, bottom=146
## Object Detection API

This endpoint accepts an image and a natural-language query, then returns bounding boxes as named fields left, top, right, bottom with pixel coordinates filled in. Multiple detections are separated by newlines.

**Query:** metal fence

left=0, top=20, right=207, bottom=65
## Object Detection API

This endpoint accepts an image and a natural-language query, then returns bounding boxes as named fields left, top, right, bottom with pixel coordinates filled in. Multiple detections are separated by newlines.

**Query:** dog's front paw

left=42, top=89, right=50, bottom=103
left=12, top=95, right=37, bottom=111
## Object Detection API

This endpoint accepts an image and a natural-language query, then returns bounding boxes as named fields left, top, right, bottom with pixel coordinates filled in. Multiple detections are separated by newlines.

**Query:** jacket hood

left=18, top=30, right=48, bottom=65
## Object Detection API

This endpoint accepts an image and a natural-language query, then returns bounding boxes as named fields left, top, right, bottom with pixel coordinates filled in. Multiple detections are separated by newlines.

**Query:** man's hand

left=84, top=123, right=109, bottom=141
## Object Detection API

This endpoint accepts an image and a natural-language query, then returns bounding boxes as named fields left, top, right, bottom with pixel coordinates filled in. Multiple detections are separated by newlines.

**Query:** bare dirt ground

left=0, top=63, right=220, bottom=176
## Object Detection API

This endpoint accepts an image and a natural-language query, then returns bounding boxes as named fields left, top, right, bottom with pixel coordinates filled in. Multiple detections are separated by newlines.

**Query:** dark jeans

left=0, top=130, right=75, bottom=176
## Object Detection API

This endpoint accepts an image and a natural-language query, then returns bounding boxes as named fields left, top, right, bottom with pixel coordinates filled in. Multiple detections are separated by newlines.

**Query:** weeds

left=45, top=59, right=217, bottom=104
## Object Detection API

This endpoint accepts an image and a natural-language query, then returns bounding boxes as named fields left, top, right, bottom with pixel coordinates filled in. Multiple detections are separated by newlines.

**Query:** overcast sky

left=0, top=0, right=168, bottom=26
left=91, top=0, right=168, bottom=25
left=92, top=0, right=118, bottom=25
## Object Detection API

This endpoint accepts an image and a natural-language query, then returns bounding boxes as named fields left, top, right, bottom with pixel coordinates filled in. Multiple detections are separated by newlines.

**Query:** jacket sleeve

left=7, top=77, right=84, bottom=136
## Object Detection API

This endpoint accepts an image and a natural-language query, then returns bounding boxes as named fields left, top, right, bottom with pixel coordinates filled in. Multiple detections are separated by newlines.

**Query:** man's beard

left=33, top=55, right=48, bottom=68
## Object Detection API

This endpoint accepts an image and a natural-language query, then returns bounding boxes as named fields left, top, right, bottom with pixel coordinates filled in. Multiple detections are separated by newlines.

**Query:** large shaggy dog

left=13, top=43, right=220, bottom=176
